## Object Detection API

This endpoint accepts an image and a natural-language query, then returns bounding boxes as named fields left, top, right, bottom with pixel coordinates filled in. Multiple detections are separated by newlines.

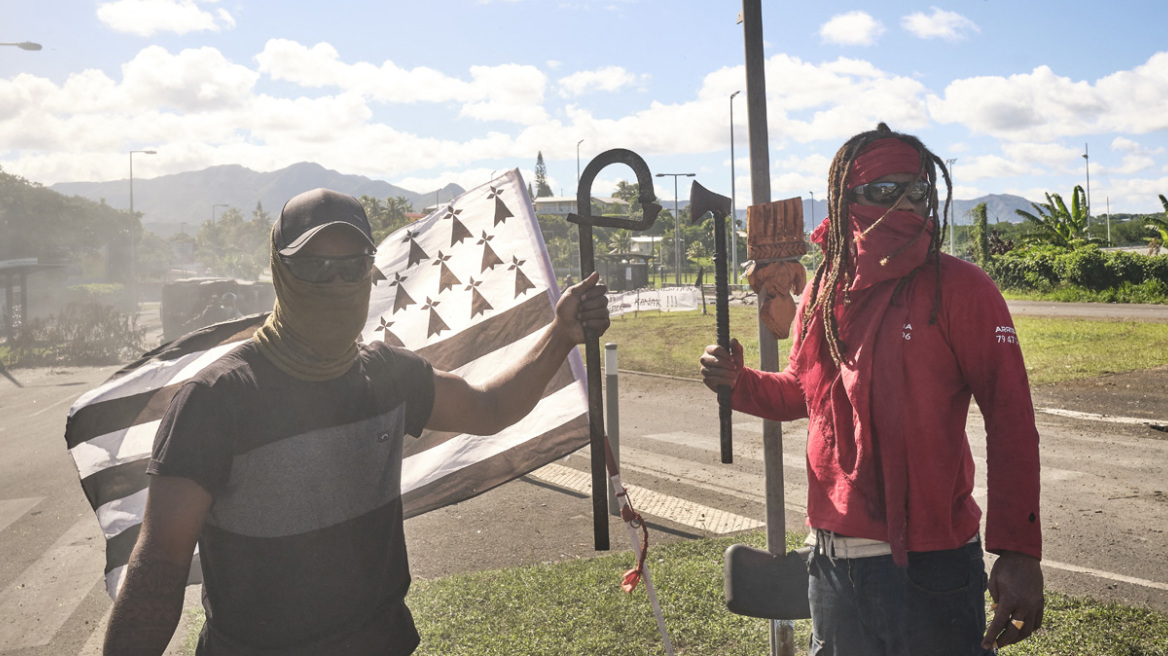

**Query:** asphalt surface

left=2, top=300, right=1168, bottom=653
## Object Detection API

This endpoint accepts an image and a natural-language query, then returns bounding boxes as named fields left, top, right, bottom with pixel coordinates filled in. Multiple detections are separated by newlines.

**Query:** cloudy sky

left=2, top=0, right=1167, bottom=215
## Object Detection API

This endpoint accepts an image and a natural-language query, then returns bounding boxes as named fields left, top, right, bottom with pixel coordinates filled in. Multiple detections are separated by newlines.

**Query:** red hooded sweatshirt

left=733, top=209, right=1042, bottom=563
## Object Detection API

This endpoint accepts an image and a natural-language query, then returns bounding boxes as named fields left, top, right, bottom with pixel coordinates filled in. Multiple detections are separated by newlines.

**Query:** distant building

left=533, top=196, right=630, bottom=217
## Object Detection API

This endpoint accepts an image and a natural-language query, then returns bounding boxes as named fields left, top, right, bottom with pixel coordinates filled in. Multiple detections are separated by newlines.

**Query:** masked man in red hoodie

left=701, top=123, right=1043, bottom=655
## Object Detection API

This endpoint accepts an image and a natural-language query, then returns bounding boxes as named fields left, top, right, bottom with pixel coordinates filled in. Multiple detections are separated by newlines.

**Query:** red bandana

left=847, top=138, right=923, bottom=187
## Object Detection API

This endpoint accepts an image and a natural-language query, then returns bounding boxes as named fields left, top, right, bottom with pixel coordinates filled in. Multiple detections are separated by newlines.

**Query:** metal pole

left=742, top=1, right=794, bottom=653
left=577, top=139, right=584, bottom=187
left=730, top=90, right=740, bottom=284
left=129, top=153, right=134, bottom=304
left=1083, top=144, right=1092, bottom=231
left=605, top=343, right=621, bottom=516
left=674, top=178, right=680, bottom=285
left=1106, top=196, right=1111, bottom=246
left=809, top=191, right=816, bottom=268
left=655, top=173, right=695, bottom=285
left=946, top=158, right=956, bottom=255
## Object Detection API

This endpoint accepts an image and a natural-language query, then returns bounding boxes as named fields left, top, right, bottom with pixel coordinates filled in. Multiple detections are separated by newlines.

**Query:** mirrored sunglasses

left=850, top=180, right=932, bottom=205
left=279, top=253, right=376, bottom=283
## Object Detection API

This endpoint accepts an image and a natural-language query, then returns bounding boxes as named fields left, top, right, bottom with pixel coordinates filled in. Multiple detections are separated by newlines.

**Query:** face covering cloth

left=254, top=240, right=372, bottom=382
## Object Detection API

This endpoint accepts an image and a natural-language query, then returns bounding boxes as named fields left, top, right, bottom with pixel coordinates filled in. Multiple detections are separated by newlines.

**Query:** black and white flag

left=64, top=170, right=590, bottom=597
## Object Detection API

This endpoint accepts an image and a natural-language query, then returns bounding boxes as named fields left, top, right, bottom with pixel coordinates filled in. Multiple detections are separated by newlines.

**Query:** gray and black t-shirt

left=149, top=341, right=435, bottom=655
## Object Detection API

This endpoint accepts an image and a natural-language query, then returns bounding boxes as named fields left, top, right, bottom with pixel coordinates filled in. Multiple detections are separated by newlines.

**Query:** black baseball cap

left=274, top=188, right=376, bottom=256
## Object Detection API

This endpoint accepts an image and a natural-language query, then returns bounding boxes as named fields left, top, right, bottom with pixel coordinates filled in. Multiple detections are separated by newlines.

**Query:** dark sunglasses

left=850, top=180, right=932, bottom=205
left=279, top=252, right=376, bottom=283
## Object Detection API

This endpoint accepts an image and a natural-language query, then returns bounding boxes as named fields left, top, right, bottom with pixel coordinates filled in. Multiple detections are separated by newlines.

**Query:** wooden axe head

left=689, top=180, right=731, bottom=224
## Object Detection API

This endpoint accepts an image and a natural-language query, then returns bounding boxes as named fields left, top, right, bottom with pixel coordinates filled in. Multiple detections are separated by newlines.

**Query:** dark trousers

left=808, top=540, right=995, bottom=656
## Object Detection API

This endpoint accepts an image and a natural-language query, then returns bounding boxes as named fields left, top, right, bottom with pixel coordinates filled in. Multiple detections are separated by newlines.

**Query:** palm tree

left=1015, top=185, right=1102, bottom=249
left=608, top=229, right=633, bottom=254
left=1145, top=194, right=1168, bottom=248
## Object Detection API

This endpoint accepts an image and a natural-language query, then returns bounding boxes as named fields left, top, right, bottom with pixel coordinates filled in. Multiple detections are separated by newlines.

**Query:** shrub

left=2, top=301, right=146, bottom=367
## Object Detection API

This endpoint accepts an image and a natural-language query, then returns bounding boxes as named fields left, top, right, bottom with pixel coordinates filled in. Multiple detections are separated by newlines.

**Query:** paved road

left=2, top=318, right=1167, bottom=651
left=1006, top=299, right=1168, bottom=322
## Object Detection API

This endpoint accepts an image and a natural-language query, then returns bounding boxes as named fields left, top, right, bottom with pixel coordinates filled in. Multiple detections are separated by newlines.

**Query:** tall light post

left=211, top=203, right=228, bottom=225
left=655, top=172, right=695, bottom=285
left=576, top=139, right=584, bottom=187
left=808, top=191, right=816, bottom=268
left=729, top=90, right=741, bottom=284
left=1082, top=144, right=1092, bottom=231
left=945, top=158, right=957, bottom=255
left=128, top=149, right=156, bottom=308
left=0, top=41, right=42, bottom=50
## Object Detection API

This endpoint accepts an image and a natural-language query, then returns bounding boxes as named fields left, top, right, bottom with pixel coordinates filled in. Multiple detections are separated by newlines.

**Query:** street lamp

left=809, top=191, right=816, bottom=268
left=211, top=203, right=228, bottom=225
left=576, top=139, right=584, bottom=187
left=128, top=149, right=156, bottom=308
left=655, top=172, right=696, bottom=285
left=0, top=42, right=42, bottom=50
left=729, top=90, right=741, bottom=284
left=1082, top=144, right=1091, bottom=227
left=945, top=158, right=957, bottom=255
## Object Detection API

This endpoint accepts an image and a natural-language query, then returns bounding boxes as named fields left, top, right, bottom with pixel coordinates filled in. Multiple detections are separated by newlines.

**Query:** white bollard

left=605, top=342, right=620, bottom=516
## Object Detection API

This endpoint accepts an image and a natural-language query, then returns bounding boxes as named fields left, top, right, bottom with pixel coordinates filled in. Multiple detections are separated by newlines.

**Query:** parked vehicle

left=160, top=278, right=274, bottom=341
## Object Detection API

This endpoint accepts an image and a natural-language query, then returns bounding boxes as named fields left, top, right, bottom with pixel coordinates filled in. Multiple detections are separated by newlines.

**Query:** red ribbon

left=617, top=486, right=650, bottom=593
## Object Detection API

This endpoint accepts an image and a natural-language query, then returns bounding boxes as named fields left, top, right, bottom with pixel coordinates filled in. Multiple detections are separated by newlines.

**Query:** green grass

left=603, top=307, right=1168, bottom=386
left=1001, top=281, right=1168, bottom=305
left=182, top=530, right=1168, bottom=655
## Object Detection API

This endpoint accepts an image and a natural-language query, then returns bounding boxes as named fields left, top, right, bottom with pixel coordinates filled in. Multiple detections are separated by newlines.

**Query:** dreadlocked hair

left=800, top=122, right=952, bottom=365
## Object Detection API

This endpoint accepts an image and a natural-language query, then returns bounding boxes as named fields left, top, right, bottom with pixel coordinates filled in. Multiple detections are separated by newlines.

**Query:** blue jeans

left=807, top=539, right=994, bottom=656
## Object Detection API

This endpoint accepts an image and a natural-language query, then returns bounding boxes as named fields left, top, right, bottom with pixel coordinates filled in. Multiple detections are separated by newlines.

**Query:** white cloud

left=1000, top=142, right=1082, bottom=170
left=255, top=39, right=548, bottom=125
left=557, top=66, right=642, bottom=97
left=96, top=0, right=233, bottom=36
left=122, top=46, right=259, bottom=111
left=819, top=11, right=884, bottom=46
left=927, top=53, right=1168, bottom=141
left=901, top=7, right=979, bottom=41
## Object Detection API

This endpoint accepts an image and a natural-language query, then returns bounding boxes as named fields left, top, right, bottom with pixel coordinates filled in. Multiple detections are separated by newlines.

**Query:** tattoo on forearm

left=104, top=557, right=190, bottom=656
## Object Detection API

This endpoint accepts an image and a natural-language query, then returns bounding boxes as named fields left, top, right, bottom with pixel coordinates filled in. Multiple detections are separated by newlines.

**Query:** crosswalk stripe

left=615, top=444, right=807, bottom=510
left=0, top=497, right=43, bottom=534
left=529, top=463, right=762, bottom=534
left=0, top=516, right=104, bottom=651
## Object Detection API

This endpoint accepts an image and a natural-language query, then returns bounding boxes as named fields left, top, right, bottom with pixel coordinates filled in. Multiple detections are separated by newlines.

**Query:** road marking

left=616, top=445, right=807, bottom=510
left=1041, top=558, right=1168, bottom=592
left=1038, top=407, right=1167, bottom=427
left=0, top=516, right=105, bottom=651
left=76, top=606, right=111, bottom=656
left=530, top=463, right=762, bottom=534
left=0, top=497, right=43, bottom=534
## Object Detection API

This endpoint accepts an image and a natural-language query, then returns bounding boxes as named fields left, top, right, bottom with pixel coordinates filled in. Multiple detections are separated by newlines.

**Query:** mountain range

left=49, top=162, right=466, bottom=236
left=49, top=160, right=1040, bottom=238
left=726, top=193, right=1040, bottom=230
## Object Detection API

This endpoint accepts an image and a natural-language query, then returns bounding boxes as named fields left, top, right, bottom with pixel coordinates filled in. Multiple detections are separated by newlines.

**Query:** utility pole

left=742, top=2, right=794, bottom=654
left=655, top=172, right=695, bottom=285
left=946, top=158, right=956, bottom=255
left=730, top=90, right=741, bottom=284
left=1083, top=144, right=1092, bottom=234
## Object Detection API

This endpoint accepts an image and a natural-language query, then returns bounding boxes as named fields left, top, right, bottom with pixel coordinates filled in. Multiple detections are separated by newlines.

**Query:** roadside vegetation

left=965, top=189, right=1168, bottom=304
left=601, top=305, right=1168, bottom=387
left=178, top=530, right=1168, bottom=655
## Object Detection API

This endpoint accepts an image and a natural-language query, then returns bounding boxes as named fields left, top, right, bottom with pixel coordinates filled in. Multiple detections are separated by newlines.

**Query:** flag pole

left=606, top=439, right=675, bottom=655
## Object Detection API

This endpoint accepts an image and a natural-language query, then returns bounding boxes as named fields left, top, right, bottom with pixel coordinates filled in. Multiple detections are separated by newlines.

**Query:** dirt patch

left=1031, top=364, right=1168, bottom=421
